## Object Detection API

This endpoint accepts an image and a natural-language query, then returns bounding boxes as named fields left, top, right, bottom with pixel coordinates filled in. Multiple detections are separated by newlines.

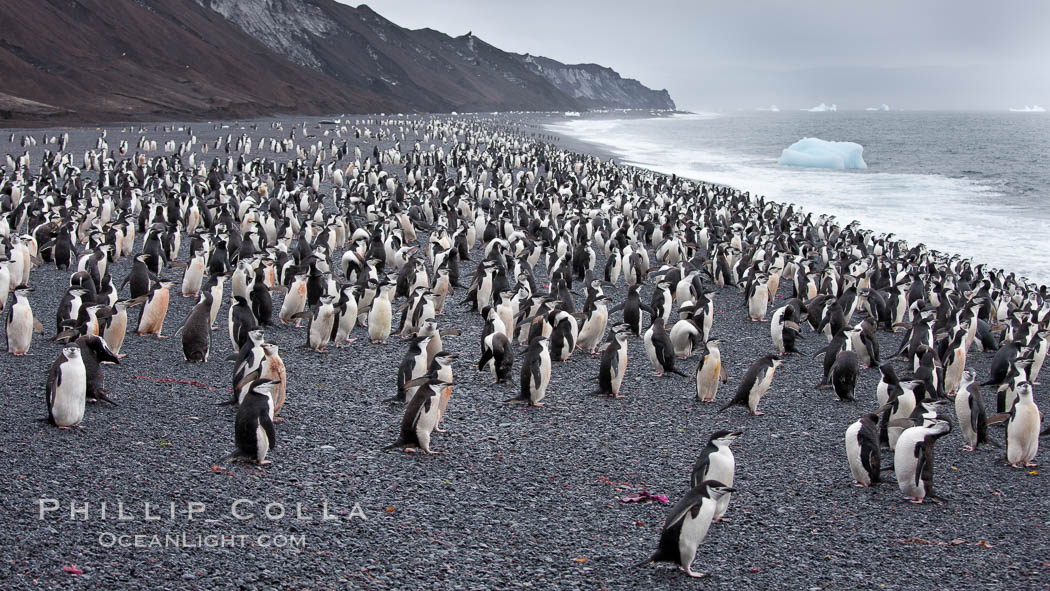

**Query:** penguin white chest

left=844, top=422, right=868, bottom=485
left=368, top=297, right=392, bottom=341
left=707, top=447, right=735, bottom=486
left=894, top=430, right=926, bottom=499
left=955, top=391, right=978, bottom=448
left=52, top=361, right=87, bottom=427
left=9, top=301, right=33, bottom=352
left=644, top=330, right=660, bottom=370
left=771, top=321, right=784, bottom=352
left=255, top=423, right=270, bottom=463
left=748, top=285, right=768, bottom=319
left=107, top=311, right=128, bottom=354
left=876, top=380, right=890, bottom=407
left=677, top=500, right=716, bottom=570
left=696, top=353, right=722, bottom=400
left=142, top=288, right=170, bottom=333
left=1007, top=402, right=1040, bottom=465
left=614, top=346, right=628, bottom=392
left=534, top=348, right=552, bottom=401
left=749, top=369, right=775, bottom=409
left=312, top=308, right=336, bottom=348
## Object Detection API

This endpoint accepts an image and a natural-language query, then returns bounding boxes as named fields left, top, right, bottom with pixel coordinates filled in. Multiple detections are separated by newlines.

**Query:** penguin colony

left=3, top=115, right=1047, bottom=581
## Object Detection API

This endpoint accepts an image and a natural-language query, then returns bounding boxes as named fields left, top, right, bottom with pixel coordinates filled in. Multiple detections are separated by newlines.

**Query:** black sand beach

left=1, top=114, right=1047, bottom=590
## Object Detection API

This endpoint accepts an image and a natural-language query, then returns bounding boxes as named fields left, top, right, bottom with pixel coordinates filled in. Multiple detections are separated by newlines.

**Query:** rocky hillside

left=0, top=0, right=675, bottom=125
left=515, top=54, right=675, bottom=111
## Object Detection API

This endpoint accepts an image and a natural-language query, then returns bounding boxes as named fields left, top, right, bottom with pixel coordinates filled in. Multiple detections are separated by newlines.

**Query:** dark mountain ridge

left=0, top=0, right=674, bottom=125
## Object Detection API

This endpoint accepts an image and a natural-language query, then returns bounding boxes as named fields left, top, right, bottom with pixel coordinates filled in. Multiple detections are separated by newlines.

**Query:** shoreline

left=540, top=111, right=1050, bottom=289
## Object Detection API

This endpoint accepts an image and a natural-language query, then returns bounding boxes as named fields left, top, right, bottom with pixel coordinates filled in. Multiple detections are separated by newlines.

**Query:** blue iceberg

left=777, top=137, right=867, bottom=170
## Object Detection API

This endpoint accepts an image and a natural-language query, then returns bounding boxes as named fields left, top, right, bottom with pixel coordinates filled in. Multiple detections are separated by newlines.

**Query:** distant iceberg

left=563, top=111, right=581, bottom=117
left=757, top=105, right=780, bottom=112
left=778, top=137, right=867, bottom=170
left=1009, top=105, right=1046, bottom=112
left=865, top=104, right=890, bottom=111
left=805, top=103, right=837, bottom=112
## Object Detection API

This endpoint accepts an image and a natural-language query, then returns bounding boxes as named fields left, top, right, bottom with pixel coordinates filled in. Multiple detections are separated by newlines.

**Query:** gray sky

left=355, top=1, right=1050, bottom=111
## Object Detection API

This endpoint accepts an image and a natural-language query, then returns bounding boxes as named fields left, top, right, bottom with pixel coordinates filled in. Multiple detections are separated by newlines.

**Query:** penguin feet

left=257, top=460, right=272, bottom=466
left=749, top=411, right=765, bottom=416
left=1025, top=462, right=1038, bottom=467
left=434, top=427, right=447, bottom=433
left=680, top=567, right=707, bottom=579
left=908, top=497, right=924, bottom=504
left=653, top=371, right=664, bottom=377
left=963, top=445, right=975, bottom=452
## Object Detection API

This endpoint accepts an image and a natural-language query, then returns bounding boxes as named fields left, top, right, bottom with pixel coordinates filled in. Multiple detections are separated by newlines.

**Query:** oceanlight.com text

left=97, top=531, right=307, bottom=549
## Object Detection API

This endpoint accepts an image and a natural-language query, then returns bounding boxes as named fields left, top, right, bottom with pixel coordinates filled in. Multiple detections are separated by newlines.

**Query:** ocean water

left=546, top=111, right=1050, bottom=285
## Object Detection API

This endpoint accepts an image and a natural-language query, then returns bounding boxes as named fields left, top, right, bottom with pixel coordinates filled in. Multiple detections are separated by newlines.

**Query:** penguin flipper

left=985, top=412, right=1010, bottom=425
left=719, top=364, right=728, bottom=383
left=260, top=414, right=277, bottom=451
left=914, top=444, right=927, bottom=489
left=865, top=450, right=881, bottom=483
left=864, top=337, right=879, bottom=366
left=477, top=349, right=493, bottom=372
left=968, top=395, right=982, bottom=436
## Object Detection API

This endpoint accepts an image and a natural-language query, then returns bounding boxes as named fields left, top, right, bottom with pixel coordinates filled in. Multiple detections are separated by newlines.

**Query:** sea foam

left=778, top=137, right=867, bottom=170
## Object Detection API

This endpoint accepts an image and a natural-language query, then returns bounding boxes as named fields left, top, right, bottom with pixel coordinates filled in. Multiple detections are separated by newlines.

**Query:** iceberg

left=1009, top=105, right=1046, bottom=112
left=757, top=105, right=780, bottom=112
left=865, top=104, right=890, bottom=111
left=805, top=103, right=837, bottom=112
left=778, top=137, right=867, bottom=170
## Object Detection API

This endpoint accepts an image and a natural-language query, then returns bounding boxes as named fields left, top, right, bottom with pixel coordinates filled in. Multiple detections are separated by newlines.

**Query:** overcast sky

left=356, top=1, right=1050, bottom=110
